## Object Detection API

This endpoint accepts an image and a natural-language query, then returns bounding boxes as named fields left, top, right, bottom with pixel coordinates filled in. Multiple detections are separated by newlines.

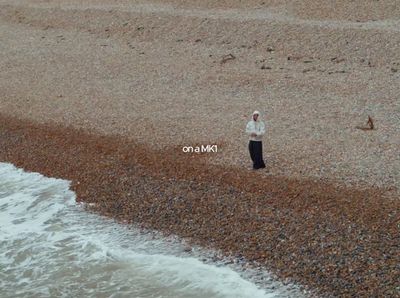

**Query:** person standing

left=246, top=111, right=266, bottom=169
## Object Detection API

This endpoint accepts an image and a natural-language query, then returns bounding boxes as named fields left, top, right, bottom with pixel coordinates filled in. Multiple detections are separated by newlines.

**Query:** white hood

left=252, top=110, right=261, bottom=121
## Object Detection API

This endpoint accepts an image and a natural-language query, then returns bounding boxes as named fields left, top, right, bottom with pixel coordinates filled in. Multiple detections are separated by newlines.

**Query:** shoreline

left=1, top=162, right=294, bottom=298
left=1, top=114, right=398, bottom=297
left=77, top=200, right=306, bottom=297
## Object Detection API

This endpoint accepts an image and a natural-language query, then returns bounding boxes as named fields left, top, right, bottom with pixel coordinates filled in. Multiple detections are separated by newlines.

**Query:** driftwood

left=356, top=115, right=375, bottom=130
left=220, top=53, right=236, bottom=64
left=367, top=115, right=374, bottom=129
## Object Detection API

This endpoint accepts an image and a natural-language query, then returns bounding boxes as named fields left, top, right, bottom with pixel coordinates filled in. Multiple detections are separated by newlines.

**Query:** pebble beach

left=0, top=0, right=399, bottom=296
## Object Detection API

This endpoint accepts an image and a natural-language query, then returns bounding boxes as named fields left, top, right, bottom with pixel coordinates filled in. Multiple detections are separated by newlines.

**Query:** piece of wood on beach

left=356, top=115, right=375, bottom=131
left=220, top=53, right=236, bottom=64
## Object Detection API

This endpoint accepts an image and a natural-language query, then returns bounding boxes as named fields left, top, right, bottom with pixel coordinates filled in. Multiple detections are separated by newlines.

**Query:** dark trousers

left=249, top=141, right=266, bottom=169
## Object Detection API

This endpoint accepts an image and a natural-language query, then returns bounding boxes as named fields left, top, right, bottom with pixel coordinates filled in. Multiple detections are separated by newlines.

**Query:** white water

left=0, top=162, right=304, bottom=298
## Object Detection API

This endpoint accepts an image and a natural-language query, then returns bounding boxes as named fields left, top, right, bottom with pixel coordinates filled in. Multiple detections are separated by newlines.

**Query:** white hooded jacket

left=246, top=111, right=265, bottom=141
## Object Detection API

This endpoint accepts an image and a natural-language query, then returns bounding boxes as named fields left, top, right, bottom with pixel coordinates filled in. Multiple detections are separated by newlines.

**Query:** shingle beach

left=1, top=0, right=399, bottom=296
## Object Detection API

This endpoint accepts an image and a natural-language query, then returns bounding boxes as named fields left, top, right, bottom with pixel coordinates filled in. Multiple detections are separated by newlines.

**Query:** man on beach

left=246, top=111, right=266, bottom=170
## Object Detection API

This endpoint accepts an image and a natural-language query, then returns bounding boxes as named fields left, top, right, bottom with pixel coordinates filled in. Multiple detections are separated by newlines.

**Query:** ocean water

left=0, top=162, right=304, bottom=298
